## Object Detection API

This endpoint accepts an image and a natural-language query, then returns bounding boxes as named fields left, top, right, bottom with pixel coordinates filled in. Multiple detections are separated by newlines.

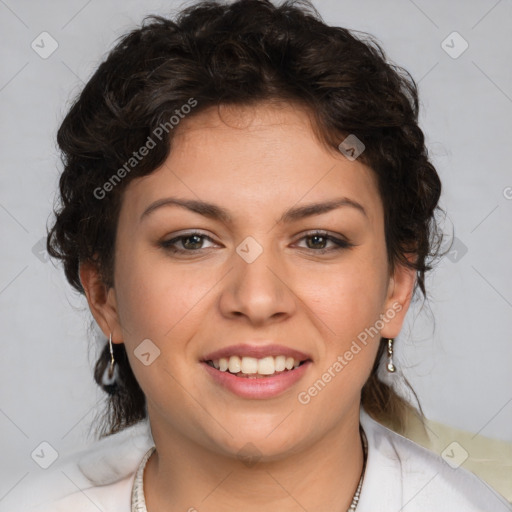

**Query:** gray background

left=1, top=0, right=511, bottom=507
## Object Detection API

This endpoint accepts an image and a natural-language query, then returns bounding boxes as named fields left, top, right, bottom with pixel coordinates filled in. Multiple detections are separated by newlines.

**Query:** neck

left=143, top=406, right=365, bottom=512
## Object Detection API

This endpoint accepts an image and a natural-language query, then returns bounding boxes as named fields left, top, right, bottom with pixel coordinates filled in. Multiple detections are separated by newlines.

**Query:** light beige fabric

left=386, top=408, right=512, bottom=504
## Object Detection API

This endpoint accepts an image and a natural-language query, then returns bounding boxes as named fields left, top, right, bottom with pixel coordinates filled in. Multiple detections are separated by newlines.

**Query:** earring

left=386, top=338, right=396, bottom=373
left=102, top=332, right=117, bottom=387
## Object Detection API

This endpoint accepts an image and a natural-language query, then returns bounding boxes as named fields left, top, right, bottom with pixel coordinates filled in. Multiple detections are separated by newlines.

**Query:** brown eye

left=296, top=231, right=353, bottom=254
left=180, top=234, right=205, bottom=250
left=305, top=234, right=329, bottom=250
left=160, top=232, right=217, bottom=254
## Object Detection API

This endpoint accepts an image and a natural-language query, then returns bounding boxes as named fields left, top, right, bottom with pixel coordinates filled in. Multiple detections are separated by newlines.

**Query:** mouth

left=204, top=355, right=310, bottom=379
left=200, top=344, right=313, bottom=398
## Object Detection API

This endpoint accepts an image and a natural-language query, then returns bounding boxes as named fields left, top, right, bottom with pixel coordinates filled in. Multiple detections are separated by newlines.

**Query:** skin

left=80, top=101, right=416, bottom=512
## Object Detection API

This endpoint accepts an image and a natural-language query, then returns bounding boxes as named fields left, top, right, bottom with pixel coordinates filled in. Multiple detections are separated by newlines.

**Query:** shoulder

left=14, top=423, right=154, bottom=512
left=23, top=474, right=135, bottom=512
left=358, top=407, right=512, bottom=512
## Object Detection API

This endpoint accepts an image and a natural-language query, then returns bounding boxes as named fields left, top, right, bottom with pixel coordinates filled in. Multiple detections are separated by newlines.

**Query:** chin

left=204, top=421, right=307, bottom=463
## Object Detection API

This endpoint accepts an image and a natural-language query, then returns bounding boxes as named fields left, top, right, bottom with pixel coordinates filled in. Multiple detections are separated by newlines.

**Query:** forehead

left=120, top=102, right=382, bottom=226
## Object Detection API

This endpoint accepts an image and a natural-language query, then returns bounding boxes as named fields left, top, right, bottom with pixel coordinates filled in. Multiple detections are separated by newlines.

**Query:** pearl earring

left=102, top=332, right=117, bottom=386
left=387, top=338, right=396, bottom=373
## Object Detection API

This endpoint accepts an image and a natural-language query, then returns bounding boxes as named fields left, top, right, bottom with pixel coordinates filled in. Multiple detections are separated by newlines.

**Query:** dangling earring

left=102, top=332, right=117, bottom=386
left=386, top=338, right=396, bottom=373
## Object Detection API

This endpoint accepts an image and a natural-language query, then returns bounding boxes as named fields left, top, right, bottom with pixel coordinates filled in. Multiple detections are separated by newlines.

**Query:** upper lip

left=202, top=344, right=312, bottom=362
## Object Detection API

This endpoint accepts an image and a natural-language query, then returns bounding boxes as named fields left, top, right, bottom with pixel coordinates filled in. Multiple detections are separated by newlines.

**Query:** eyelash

left=159, top=230, right=354, bottom=255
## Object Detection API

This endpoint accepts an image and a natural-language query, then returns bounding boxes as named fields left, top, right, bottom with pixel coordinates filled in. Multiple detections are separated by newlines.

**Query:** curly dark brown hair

left=47, top=0, right=443, bottom=439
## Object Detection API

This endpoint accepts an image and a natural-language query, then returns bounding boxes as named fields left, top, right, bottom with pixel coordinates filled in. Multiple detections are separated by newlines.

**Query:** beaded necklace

left=132, top=427, right=368, bottom=512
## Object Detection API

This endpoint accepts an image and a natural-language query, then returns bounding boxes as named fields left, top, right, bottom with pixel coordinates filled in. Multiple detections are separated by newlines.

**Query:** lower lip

left=201, top=361, right=312, bottom=399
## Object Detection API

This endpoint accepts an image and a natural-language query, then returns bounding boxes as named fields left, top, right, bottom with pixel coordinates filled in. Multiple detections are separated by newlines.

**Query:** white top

left=18, top=407, right=512, bottom=512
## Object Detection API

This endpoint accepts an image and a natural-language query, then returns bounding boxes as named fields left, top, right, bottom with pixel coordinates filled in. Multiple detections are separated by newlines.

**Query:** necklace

left=132, top=427, right=368, bottom=512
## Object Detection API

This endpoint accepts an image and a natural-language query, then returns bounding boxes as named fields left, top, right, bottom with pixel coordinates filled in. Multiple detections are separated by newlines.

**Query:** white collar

left=357, top=406, right=404, bottom=510
left=75, top=407, right=511, bottom=511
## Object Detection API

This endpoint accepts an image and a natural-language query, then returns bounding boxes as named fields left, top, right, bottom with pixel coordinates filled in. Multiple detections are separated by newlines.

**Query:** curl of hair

left=92, top=342, right=146, bottom=436
left=47, top=0, right=443, bottom=438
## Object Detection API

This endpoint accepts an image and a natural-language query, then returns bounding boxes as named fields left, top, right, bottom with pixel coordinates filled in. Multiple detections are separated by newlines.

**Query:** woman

left=28, top=0, right=511, bottom=510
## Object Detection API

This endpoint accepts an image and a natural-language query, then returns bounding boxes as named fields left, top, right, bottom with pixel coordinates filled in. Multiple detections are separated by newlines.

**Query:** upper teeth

left=212, top=355, right=301, bottom=375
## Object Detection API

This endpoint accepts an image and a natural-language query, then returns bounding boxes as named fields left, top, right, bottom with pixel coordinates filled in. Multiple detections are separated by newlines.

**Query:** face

left=83, top=101, right=415, bottom=460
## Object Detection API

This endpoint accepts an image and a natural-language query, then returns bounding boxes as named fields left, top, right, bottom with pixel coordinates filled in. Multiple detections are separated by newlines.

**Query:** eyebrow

left=140, top=196, right=367, bottom=224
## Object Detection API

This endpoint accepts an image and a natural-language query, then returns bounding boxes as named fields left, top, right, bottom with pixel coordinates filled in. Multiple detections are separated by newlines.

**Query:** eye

left=294, top=231, right=354, bottom=254
left=159, top=231, right=218, bottom=254
left=159, top=230, right=354, bottom=256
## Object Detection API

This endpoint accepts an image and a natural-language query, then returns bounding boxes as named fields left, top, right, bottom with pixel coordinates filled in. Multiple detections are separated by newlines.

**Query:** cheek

left=115, top=258, right=213, bottom=342
left=112, top=239, right=195, bottom=340
left=300, top=254, right=389, bottom=345
left=112, top=251, right=213, bottom=401
left=294, top=258, right=388, bottom=413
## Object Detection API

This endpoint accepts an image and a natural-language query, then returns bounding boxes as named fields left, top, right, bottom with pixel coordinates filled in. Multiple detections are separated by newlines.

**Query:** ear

left=379, top=257, right=417, bottom=339
left=79, top=261, right=124, bottom=344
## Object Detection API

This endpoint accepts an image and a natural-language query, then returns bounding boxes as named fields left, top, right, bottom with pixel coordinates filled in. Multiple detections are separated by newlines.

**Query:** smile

left=206, top=355, right=305, bottom=378
left=202, top=357, right=312, bottom=399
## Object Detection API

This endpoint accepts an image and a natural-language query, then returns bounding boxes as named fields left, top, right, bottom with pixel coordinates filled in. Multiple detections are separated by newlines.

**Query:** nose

left=218, top=239, right=297, bottom=326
